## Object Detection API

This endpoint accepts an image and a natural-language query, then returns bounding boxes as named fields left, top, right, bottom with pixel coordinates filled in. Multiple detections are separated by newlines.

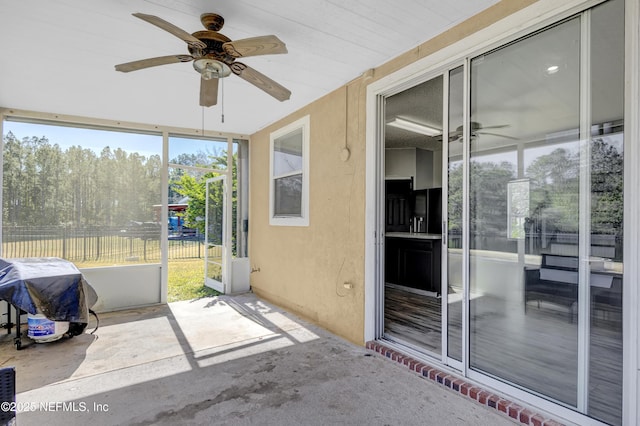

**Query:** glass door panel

left=587, top=1, right=624, bottom=424
left=205, top=176, right=226, bottom=292
left=383, top=76, right=444, bottom=355
left=446, top=65, right=464, bottom=362
left=468, top=17, right=581, bottom=406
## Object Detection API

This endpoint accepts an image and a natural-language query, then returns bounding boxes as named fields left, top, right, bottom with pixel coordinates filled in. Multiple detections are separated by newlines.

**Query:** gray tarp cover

left=0, top=257, right=97, bottom=324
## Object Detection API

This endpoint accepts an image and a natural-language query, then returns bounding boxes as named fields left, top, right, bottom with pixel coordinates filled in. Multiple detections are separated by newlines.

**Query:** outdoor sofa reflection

left=524, top=253, right=622, bottom=323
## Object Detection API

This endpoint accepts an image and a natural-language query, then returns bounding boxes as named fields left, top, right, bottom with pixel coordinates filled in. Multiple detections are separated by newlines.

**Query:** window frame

left=269, top=115, right=310, bottom=226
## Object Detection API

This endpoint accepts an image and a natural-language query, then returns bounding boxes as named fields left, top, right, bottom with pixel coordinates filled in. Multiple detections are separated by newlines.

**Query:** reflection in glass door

left=587, top=1, right=624, bottom=422
left=466, top=1, right=623, bottom=424
left=446, top=66, right=464, bottom=364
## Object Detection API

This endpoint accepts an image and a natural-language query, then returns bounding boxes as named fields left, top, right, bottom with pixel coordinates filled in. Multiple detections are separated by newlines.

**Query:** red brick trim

left=366, top=341, right=565, bottom=426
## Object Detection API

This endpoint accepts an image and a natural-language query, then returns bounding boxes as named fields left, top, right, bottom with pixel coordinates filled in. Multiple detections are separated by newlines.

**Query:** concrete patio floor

left=0, top=293, right=517, bottom=425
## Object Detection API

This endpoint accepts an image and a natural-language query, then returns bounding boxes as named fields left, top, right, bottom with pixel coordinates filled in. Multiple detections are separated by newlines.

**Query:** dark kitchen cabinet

left=385, top=238, right=400, bottom=285
left=385, top=237, right=441, bottom=294
left=385, top=179, right=413, bottom=232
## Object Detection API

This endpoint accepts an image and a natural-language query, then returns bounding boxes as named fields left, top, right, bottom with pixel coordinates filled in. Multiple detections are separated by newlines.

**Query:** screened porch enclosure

left=0, top=115, right=249, bottom=311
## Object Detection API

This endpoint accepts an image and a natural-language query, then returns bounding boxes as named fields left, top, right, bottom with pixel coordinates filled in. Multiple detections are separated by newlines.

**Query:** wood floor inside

left=384, top=284, right=622, bottom=426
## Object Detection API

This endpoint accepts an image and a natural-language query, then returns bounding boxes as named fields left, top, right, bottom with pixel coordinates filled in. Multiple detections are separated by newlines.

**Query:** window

left=269, top=115, right=310, bottom=226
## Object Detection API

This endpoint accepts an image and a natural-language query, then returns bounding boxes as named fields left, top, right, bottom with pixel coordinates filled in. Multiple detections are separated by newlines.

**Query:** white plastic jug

left=27, top=314, right=69, bottom=343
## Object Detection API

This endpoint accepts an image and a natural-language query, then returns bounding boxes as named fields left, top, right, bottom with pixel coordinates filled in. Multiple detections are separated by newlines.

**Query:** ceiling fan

left=450, top=121, right=517, bottom=142
left=115, top=12, right=291, bottom=107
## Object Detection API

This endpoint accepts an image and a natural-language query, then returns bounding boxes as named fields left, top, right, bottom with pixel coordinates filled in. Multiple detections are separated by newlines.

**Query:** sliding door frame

left=365, top=0, right=634, bottom=424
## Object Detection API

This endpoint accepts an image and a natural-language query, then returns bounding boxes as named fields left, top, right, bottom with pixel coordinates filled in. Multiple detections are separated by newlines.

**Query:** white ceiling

left=0, top=0, right=501, bottom=136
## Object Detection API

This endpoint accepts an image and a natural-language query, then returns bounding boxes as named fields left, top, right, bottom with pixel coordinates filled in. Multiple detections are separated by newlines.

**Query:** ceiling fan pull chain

left=221, top=76, right=225, bottom=124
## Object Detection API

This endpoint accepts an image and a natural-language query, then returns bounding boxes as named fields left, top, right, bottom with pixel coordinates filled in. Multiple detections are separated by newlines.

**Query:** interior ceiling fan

left=450, top=121, right=517, bottom=142
left=115, top=12, right=291, bottom=107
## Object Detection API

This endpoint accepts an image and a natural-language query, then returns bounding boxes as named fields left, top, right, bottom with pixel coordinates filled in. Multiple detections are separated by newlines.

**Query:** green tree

left=590, top=137, right=623, bottom=236
left=173, top=150, right=238, bottom=252
left=2, top=131, right=162, bottom=228
left=468, top=159, right=516, bottom=250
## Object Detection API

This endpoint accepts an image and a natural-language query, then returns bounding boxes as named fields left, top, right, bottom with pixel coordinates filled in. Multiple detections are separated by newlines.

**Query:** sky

left=4, top=121, right=162, bottom=158
left=3, top=120, right=232, bottom=162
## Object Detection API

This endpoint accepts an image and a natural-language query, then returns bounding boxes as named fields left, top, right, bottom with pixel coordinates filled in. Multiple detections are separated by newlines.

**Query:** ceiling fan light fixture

left=193, top=58, right=231, bottom=80
left=387, top=118, right=442, bottom=137
left=546, top=65, right=560, bottom=75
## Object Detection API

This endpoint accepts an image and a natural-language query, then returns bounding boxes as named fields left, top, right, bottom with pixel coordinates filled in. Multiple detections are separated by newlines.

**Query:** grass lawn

left=6, top=252, right=218, bottom=303
left=167, top=259, right=220, bottom=302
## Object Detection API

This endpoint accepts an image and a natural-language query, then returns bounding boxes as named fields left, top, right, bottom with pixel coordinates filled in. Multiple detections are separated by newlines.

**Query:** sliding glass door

left=378, top=1, right=624, bottom=424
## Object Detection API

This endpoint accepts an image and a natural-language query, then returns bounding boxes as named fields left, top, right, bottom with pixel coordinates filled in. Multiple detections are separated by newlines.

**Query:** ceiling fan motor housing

left=189, top=31, right=235, bottom=64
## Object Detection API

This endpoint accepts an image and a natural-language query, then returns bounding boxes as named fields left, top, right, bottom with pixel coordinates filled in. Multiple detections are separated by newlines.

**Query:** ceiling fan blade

left=115, top=55, right=193, bottom=72
left=200, top=78, right=219, bottom=107
left=480, top=124, right=510, bottom=130
left=132, top=13, right=207, bottom=50
left=230, top=62, right=291, bottom=101
left=223, top=35, right=287, bottom=58
left=476, top=131, right=519, bottom=140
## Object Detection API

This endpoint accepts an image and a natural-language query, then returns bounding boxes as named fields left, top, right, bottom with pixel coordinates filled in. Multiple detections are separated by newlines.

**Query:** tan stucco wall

left=248, top=0, right=538, bottom=345
left=248, top=83, right=367, bottom=345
